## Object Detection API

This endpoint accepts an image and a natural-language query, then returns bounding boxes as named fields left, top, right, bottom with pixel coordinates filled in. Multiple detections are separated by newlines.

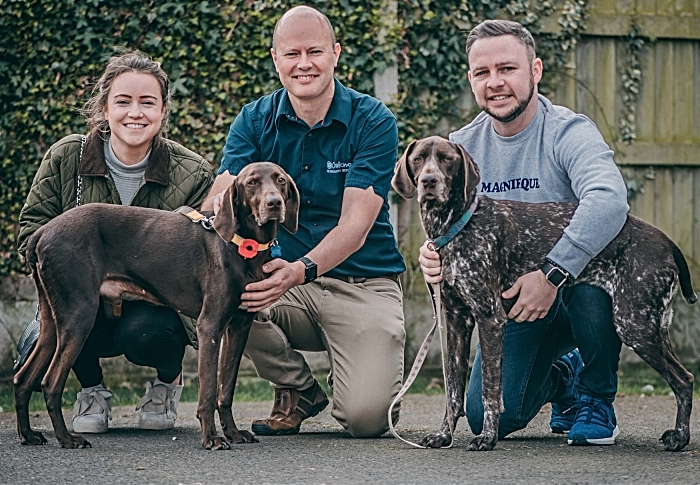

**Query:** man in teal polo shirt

left=203, top=5, right=406, bottom=438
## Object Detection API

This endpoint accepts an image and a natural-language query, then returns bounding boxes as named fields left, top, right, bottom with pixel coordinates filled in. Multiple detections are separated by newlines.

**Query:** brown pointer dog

left=14, top=162, right=299, bottom=450
left=392, top=136, right=696, bottom=451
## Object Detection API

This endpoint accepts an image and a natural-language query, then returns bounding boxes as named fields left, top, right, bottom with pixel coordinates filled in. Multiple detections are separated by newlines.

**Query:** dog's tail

left=672, top=244, right=697, bottom=304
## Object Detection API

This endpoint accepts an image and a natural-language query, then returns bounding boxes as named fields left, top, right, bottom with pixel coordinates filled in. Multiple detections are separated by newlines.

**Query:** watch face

left=300, top=257, right=317, bottom=283
left=306, top=264, right=317, bottom=282
left=547, top=268, right=566, bottom=287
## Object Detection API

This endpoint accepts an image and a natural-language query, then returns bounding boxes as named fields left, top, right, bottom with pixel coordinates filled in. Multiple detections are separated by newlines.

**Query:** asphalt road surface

left=1, top=394, right=698, bottom=484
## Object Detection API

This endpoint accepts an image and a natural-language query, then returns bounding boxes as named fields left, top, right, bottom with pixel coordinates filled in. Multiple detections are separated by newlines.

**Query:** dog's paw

left=202, top=436, right=232, bottom=450
left=419, top=432, right=452, bottom=448
left=467, top=434, right=497, bottom=451
left=238, top=430, right=259, bottom=443
left=660, top=429, right=689, bottom=451
left=20, top=430, right=47, bottom=446
left=59, top=433, right=92, bottom=449
left=224, top=429, right=259, bottom=444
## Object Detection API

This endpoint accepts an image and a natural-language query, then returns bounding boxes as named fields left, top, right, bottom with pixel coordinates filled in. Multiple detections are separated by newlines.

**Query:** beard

left=483, top=74, right=535, bottom=123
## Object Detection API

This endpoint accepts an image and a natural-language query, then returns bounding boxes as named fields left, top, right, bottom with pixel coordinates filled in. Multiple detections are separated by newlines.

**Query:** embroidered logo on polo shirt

left=326, top=161, right=351, bottom=174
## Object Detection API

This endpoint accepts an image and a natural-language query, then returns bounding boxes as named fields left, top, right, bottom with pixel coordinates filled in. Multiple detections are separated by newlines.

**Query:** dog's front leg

left=218, top=315, right=258, bottom=444
left=420, top=306, right=474, bottom=448
left=196, top=310, right=230, bottom=450
left=468, top=315, right=505, bottom=451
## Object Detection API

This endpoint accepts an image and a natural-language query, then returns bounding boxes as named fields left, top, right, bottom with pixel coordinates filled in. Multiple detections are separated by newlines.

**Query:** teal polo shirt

left=219, top=78, right=405, bottom=278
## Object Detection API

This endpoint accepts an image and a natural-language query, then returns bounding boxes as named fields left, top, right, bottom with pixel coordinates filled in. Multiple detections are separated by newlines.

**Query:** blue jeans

left=466, top=284, right=622, bottom=438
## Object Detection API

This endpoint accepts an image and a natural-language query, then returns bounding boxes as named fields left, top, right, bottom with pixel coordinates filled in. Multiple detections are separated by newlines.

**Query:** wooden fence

left=550, top=0, right=700, bottom=285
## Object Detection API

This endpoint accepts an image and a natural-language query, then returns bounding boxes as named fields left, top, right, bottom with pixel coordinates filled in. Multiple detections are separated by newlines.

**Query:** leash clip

left=175, top=206, right=215, bottom=231
left=199, top=216, right=214, bottom=231
left=426, top=239, right=438, bottom=252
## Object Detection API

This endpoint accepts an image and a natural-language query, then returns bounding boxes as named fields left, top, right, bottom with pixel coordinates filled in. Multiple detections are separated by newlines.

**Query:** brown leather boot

left=251, top=380, right=329, bottom=435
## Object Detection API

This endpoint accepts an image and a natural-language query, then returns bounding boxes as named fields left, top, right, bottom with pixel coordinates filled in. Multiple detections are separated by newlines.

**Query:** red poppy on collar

left=238, top=239, right=259, bottom=258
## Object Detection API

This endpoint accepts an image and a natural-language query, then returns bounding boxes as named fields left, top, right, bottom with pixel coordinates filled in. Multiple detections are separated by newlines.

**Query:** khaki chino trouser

left=243, top=276, right=405, bottom=438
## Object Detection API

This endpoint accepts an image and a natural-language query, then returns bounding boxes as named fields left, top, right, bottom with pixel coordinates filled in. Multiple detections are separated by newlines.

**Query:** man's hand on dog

left=240, top=259, right=305, bottom=312
left=419, top=240, right=443, bottom=284
left=502, top=271, right=557, bottom=322
left=420, top=241, right=556, bottom=322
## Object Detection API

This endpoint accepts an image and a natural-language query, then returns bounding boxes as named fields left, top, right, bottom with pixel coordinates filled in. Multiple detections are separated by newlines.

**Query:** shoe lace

left=74, top=389, right=113, bottom=419
left=557, top=404, right=577, bottom=416
left=575, top=398, right=612, bottom=428
left=136, top=382, right=180, bottom=416
left=137, top=384, right=167, bottom=411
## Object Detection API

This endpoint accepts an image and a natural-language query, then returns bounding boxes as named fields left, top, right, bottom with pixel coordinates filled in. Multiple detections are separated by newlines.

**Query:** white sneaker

left=72, top=384, right=113, bottom=434
left=136, top=378, right=183, bottom=430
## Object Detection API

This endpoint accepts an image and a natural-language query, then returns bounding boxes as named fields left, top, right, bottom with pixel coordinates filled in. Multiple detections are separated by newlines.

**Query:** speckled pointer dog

left=392, top=136, right=696, bottom=451
left=14, top=162, right=299, bottom=450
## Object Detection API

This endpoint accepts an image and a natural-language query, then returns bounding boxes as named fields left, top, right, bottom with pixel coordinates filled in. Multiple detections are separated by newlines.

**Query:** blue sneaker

left=568, top=394, right=620, bottom=445
left=549, top=350, right=583, bottom=433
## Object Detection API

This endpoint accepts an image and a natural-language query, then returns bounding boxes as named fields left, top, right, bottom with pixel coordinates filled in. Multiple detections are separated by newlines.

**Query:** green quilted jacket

left=18, top=130, right=215, bottom=347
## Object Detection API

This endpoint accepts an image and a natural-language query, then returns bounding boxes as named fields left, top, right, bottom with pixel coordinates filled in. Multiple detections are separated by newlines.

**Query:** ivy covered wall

left=0, top=0, right=586, bottom=275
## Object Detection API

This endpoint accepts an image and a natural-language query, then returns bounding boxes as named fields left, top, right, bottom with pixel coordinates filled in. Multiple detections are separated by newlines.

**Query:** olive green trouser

left=244, top=276, right=405, bottom=438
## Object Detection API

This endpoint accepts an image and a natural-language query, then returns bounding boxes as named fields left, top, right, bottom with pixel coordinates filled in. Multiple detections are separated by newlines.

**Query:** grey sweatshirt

left=449, top=94, right=629, bottom=278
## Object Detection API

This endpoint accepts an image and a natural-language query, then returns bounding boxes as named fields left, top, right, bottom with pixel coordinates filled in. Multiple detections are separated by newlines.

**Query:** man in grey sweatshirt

left=419, top=19, right=629, bottom=446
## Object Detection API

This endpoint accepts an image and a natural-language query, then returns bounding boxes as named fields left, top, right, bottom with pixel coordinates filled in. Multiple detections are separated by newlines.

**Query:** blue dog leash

left=427, top=196, right=479, bottom=252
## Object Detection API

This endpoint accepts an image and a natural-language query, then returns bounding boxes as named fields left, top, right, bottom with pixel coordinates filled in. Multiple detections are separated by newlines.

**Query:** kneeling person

left=204, top=6, right=406, bottom=438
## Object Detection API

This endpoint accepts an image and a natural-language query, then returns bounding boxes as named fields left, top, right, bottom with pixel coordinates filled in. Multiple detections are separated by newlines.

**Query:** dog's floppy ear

left=391, top=140, right=419, bottom=199
left=282, top=175, right=299, bottom=234
left=213, top=183, right=237, bottom=242
left=455, top=143, right=480, bottom=201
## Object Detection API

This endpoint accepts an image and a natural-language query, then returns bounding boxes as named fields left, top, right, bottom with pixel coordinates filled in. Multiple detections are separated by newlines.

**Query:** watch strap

left=297, top=256, right=317, bottom=284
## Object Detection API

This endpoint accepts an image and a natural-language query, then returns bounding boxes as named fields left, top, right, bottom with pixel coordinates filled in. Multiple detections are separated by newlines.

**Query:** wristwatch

left=297, top=256, right=317, bottom=284
left=540, top=260, right=570, bottom=289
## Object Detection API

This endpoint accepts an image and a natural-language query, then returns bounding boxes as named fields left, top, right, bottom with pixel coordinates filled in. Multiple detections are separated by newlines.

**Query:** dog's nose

left=266, top=197, right=283, bottom=209
left=420, top=175, right=437, bottom=189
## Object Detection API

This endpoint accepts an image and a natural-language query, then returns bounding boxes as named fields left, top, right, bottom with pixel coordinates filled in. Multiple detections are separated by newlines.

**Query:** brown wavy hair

left=81, top=51, right=171, bottom=133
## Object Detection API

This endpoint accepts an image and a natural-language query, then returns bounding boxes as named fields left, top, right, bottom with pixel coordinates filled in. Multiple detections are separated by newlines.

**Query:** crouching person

left=16, top=51, right=214, bottom=433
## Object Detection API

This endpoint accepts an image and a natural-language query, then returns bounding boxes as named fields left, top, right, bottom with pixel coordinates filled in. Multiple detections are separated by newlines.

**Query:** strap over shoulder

left=174, top=206, right=205, bottom=221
